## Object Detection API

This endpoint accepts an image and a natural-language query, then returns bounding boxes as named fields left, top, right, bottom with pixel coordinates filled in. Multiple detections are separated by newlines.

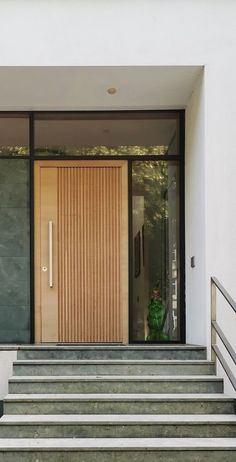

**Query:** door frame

left=28, top=110, right=185, bottom=344
left=34, top=159, right=129, bottom=344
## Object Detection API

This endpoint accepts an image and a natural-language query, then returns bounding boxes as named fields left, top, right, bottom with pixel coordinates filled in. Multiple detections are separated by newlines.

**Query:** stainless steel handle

left=48, top=221, right=53, bottom=288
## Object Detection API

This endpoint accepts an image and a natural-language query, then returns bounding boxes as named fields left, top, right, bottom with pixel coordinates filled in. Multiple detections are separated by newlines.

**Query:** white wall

left=185, top=44, right=236, bottom=353
left=0, top=0, right=236, bottom=351
left=204, top=50, right=236, bottom=351
left=0, top=350, right=17, bottom=400
left=0, top=0, right=235, bottom=67
left=185, top=71, right=206, bottom=346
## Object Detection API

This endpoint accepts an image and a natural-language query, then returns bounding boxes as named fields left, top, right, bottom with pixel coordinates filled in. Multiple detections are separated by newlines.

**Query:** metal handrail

left=211, top=276, right=236, bottom=315
left=211, top=277, right=236, bottom=391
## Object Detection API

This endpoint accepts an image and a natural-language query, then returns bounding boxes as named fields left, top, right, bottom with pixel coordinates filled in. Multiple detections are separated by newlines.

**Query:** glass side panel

left=131, top=161, right=180, bottom=342
left=0, top=115, right=29, bottom=156
left=34, top=112, right=179, bottom=156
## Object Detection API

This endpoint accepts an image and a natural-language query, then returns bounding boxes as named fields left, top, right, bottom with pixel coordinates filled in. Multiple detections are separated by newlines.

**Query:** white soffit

left=0, top=66, right=202, bottom=111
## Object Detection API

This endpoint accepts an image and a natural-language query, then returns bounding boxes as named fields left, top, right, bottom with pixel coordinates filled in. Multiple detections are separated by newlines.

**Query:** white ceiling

left=0, top=66, right=202, bottom=111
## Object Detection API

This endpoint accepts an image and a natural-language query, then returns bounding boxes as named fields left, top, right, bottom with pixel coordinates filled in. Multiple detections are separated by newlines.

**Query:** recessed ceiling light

left=107, top=87, right=117, bottom=95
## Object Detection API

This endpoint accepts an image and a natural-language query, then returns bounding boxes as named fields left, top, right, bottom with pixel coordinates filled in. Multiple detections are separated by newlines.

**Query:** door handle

left=48, top=221, right=53, bottom=288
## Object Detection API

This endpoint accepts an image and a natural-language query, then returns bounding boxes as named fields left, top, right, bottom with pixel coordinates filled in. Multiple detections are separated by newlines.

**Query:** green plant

left=146, top=288, right=169, bottom=341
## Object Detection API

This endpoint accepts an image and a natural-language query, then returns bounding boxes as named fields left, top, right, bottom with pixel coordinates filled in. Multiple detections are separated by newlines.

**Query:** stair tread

left=14, top=359, right=213, bottom=364
left=0, top=437, right=236, bottom=449
left=5, top=393, right=233, bottom=401
left=9, top=375, right=221, bottom=382
left=17, top=345, right=206, bottom=350
left=2, top=414, right=236, bottom=423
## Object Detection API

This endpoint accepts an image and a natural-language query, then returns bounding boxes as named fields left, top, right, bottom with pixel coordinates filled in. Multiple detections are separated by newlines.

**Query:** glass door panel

left=131, top=161, right=180, bottom=342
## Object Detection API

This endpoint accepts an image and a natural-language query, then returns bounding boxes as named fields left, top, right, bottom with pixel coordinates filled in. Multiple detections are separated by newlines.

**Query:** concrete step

left=9, top=375, right=224, bottom=394
left=17, top=345, right=207, bottom=361
left=0, top=438, right=236, bottom=461
left=1, top=414, right=236, bottom=438
left=4, top=394, right=235, bottom=415
left=13, top=359, right=215, bottom=376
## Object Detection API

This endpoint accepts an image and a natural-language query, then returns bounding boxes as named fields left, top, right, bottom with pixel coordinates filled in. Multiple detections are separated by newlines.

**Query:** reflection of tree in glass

left=35, top=145, right=168, bottom=157
left=132, top=161, right=168, bottom=229
left=0, top=144, right=169, bottom=158
left=0, top=146, right=28, bottom=156
left=132, top=161, right=177, bottom=324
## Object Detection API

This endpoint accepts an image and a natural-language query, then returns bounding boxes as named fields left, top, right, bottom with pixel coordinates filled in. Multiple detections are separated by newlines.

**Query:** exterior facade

left=0, top=0, right=236, bottom=394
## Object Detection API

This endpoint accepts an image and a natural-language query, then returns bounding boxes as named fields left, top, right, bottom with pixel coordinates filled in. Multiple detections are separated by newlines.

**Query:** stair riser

left=13, top=364, right=215, bottom=376
left=0, top=450, right=235, bottom=462
left=0, top=423, right=236, bottom=438
left=4, top=401, right=235, bottom=415
left=9, top=381, right=223, bottom=394
left=17, top=349, right=207, bottom=361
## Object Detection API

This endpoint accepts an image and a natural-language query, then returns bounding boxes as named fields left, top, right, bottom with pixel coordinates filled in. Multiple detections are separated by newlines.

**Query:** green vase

left=146, top=288, right=169, bottom=341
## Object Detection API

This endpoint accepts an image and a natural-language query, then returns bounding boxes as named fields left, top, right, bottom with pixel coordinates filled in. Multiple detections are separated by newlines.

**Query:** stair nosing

left=13, top=359, right=214, bottom=365
left=9, top=375, right=222, bottom=383
left=17, top=345, right=206, bottom=350
left=0, top=437, right=236, bottom=450
left=2, top=414, right=236, bottom=424
left=4, top=393, right=233, bottom=402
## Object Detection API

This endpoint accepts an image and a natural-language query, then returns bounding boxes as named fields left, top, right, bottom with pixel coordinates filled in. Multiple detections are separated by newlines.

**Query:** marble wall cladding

left=0, top=160, right=30, bottom=343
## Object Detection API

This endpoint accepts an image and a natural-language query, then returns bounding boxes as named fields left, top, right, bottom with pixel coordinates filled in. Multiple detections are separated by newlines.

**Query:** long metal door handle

left=49, top=221, right=53, bottom=288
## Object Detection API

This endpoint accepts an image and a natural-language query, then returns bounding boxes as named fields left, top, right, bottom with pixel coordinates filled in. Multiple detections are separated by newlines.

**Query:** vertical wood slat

left=40, top=168, right=58, bottom=342
left=58, top=165, right=123, bottom=343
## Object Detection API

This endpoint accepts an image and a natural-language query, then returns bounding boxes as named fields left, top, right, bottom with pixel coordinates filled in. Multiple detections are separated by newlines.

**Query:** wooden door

left=34, top=160, right=128, bottom=343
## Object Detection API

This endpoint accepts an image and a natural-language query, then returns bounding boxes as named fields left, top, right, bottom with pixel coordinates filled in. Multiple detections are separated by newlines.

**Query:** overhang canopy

left=0, top=66, right=202, bottom=111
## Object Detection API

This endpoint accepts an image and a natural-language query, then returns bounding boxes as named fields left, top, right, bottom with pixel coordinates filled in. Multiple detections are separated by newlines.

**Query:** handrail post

left=211, top=278, right=217, bottom=361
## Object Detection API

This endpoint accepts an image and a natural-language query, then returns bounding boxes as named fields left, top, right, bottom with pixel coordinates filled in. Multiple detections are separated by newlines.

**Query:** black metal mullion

left=33, top=155, right=180, bottom=162
left=179, top=109, right=186, bottom=343
left=29, top=112, right=35, bottom=344
left=128, top=160, right=133, bottom=344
